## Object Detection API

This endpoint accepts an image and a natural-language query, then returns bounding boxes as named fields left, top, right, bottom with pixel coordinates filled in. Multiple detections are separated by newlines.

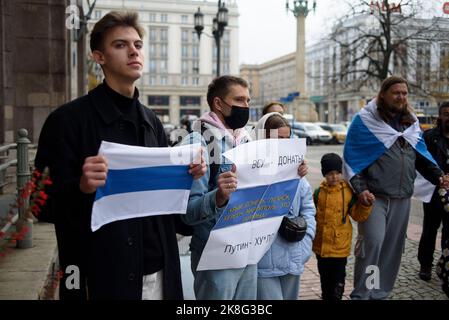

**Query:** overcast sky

left=236, top=0, right=445, bottom=65
left=236, top=0, right=347, bottom=65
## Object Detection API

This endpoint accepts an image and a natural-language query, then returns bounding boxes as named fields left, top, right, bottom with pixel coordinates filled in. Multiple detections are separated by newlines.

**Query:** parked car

left=329, top=124, right=347, bottom=144
left=291, top=122, right=333, bottom=145
left=316, top=123, right=347, bottom=144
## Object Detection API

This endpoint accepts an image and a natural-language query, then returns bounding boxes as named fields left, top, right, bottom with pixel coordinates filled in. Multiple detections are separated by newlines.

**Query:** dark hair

left=206, top=76, right=249, bottom=109
left=439, top=101, right=449, bottom=115
left=262, top=102, right=285, bottom=115
left=90, top=11, right=145, bottom=52
left=264, top=114, right=290, bottom=138
left=376, top=76, right=414, bottom=124
left=437, top=101, right=449, bottom=128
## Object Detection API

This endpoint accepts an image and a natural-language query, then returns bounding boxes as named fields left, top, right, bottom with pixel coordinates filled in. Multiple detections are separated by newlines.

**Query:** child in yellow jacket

left=313, top=153, right=374, bottom=300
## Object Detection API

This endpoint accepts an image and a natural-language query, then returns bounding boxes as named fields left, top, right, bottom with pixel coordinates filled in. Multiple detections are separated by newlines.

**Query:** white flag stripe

left=91, top=189, right=190, bottom=232
left=98, top=141, right=201, bottom=170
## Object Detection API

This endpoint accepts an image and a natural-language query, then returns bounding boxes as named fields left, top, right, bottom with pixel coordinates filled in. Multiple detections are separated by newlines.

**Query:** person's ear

left=213, top=97, right=223, bottom=113
left=92, top=50, right=105, bottom=66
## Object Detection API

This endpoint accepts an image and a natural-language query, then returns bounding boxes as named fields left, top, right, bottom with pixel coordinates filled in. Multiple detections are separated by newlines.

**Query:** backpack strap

left=313, top=187, right=320, bottom=206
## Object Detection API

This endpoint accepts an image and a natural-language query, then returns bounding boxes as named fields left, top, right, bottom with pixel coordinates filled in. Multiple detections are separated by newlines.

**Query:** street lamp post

left=194, top=0, right=228, bottom=77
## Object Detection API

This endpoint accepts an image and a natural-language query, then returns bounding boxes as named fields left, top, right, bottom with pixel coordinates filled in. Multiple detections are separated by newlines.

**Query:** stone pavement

left=299, top=221, right=448, bottom=300
left=0, top=189, right=58, bottom=300
left=179, top=221, right=449, bottom=300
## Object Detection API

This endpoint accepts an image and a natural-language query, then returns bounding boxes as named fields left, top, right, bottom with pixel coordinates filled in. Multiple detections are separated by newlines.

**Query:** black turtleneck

left=103, top=81, right=164, bottom=275
left=104, top=81, right=142, bottom=143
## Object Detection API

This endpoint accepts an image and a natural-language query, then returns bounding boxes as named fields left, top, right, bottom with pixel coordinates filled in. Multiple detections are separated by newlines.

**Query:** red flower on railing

left=0, top=167, right=51, bottom=258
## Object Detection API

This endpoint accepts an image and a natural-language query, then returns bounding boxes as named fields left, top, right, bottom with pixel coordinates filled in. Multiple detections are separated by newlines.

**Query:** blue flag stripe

left=95, top=165, right=192, bottom=201
left=343, top=114, right=387, bottom=175
left=415, top=134, right=438, bottom=166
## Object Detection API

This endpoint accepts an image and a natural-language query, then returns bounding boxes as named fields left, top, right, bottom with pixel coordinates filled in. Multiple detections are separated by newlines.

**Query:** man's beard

left=388, top=102, right=406, bottom=114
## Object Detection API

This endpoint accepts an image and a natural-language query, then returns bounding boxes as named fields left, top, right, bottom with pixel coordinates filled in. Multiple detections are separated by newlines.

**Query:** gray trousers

left=350, top=197, right=410, bottom=300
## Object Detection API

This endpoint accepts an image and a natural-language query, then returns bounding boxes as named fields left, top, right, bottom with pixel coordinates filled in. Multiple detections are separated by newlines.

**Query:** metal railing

left=0, top=129, right=37, bottom=249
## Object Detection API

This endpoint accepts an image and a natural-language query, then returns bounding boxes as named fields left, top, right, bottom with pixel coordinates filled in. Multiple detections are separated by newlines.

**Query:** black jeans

left=418, top=191, right=449, bottom=268
left=316, top=255, right=347, bottom=300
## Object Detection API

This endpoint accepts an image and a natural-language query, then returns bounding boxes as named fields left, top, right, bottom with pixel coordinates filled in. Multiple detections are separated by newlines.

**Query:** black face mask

left=221, top=99, right=249, bottom=130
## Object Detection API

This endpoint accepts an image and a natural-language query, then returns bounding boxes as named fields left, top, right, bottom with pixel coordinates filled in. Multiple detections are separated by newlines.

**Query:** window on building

left=223, top=47, right=229, bottom=59
left=181, top=61, right=189, bottom=74
left=192, top=45, right=199, bottom=58
left=161, top=14, right=168, bottom=23
left=149, top=13, right=156, bottom=22
left=160, top=44, right=167, bottom=57
left=223, top=31, right=230, bottom=44
left=160, top=60, right=167, bottom=73
left=182, top=30, right=189, bottom=43
left=223, top=63, right=230, bottom=75
left=182, top=45, right=188, bottom=58
left=181, top=15, right=188, bottom=23
left=149, top=76, right=156, bottom=85
left=149, top=60, right=157, bottom=73
left=94, top=10, right=102, bottom=19
left=181, top=77, right=188, bottom=86
left=148, top=95, right=170, bottom=106
left=161, top=76, right=168, bottom=85
left=192, top=60, right=199, bottom=74
left=180, top=96, right=201, bottom=105
left=149, top=44, right=156, bottom=57
left=192, top=77, right=199, bottom=86
left=149, top=28, right=157, bottom=41
left=160, top=29, right=168, bottom=41
left=192, top=33, right=199, bottom=43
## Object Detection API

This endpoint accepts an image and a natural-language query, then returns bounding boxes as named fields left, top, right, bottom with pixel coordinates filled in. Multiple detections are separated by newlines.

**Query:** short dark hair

left=206, top=76, right=249, bottom=109
left=262, top=102, right=285, bottom=115
left=439, top=101, right=449, bottom=115
left=90, top=11, right=145, bottom=52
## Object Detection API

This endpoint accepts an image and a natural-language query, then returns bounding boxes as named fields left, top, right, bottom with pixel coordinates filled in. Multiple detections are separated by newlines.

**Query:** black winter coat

left=35, top=83, right=184, bottom=300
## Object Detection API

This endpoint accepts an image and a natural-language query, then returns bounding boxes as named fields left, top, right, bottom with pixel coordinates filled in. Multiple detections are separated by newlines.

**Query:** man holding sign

left=181, top=76, right=307, bottom=300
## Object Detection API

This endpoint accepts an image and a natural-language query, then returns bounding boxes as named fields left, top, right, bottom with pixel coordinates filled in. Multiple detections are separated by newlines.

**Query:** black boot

left=419, top=265, right=432, bottom=281
left=333, top=282, right=345, bottom=300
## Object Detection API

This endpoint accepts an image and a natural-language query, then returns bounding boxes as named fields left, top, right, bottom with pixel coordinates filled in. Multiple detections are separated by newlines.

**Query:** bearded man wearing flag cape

left=343, top=76, right=449, bottom=300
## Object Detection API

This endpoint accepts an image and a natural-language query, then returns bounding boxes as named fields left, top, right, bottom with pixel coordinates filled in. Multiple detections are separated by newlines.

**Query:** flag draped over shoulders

left=343, top=99, right=438, bottom=202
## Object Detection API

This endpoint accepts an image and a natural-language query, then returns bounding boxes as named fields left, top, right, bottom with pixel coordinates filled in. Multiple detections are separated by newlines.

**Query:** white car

left=292, top=122, right=333, bottom=145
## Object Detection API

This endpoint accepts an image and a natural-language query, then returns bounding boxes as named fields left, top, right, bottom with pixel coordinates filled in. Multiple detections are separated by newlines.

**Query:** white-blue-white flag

left=343, top=99, right=438, bottom=202
left=91, top=141, right=201, bottom=231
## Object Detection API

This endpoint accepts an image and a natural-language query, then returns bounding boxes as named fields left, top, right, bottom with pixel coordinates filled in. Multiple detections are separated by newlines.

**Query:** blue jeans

left=257, top=274, right=300, bottom=300
left=190, top=249, right=257, bottom=300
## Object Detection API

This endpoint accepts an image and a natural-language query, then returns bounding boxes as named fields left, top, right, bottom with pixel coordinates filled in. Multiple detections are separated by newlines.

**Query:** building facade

left=0, top=0, right=86, bottom=144
left=89, top=0, right=240, bottom=125
left=307, top=14, right=449, bottom=123
left=241, top=14, right=449, bottom=124
left=240, top=53, right=297, bottom=121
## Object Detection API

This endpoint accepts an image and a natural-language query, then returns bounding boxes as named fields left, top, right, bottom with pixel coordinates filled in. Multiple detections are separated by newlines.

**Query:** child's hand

left=358, top=190, right=375, bottom=206
left=297, top=160, right=308, bottom=178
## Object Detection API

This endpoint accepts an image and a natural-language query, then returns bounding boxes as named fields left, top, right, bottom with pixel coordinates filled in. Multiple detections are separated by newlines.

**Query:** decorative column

left=286, top=0, right=318, bottom=122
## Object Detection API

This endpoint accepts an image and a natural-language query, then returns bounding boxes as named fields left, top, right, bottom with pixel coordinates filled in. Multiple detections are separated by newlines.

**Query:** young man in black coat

left=34, top=11, right=205, bottom=300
